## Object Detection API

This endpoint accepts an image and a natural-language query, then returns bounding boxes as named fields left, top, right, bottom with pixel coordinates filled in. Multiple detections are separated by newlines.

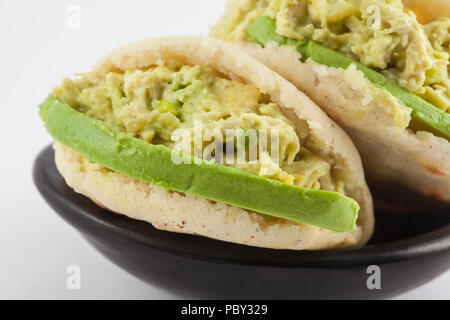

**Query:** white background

left=0, top=0, right=448, bottom=299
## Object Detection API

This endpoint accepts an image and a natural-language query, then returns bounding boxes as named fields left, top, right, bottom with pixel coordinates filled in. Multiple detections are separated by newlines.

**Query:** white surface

left=0, top=0, right=448, bottom=300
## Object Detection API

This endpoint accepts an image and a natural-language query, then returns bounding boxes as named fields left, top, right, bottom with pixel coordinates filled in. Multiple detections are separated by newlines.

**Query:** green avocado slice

left=39, top=95, right=359, bottom=233
left=246, top=16, right=450, bottom=141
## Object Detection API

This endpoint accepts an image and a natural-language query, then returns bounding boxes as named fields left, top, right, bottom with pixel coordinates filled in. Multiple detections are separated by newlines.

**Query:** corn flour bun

left=403, top=0, right=450, bottom=24
left=54, top=36, right=373, bottom=250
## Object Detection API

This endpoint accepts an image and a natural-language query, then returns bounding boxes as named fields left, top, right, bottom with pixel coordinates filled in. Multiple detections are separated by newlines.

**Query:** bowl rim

left=34, top=145, right=450, bottom=269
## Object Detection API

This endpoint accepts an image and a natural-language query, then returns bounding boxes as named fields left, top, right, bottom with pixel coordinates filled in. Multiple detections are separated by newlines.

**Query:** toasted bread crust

left=403, top=0, right=450, bottom=24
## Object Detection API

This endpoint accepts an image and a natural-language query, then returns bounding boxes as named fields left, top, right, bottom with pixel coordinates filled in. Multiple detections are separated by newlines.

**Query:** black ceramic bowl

left=34, top=145, right=450, bottom=299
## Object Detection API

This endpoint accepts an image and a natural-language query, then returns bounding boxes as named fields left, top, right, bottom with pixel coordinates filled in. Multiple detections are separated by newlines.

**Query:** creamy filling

left=53, top=64, right=343, bottom=192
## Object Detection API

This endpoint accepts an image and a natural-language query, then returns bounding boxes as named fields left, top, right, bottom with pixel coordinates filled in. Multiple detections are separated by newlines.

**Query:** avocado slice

left=39, top=95, right=359, bottom=232
left=246, top=16, right=450, bottom=141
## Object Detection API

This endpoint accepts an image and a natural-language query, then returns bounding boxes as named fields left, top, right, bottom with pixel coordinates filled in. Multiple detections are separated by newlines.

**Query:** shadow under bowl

left=34, top=145, right=450, bottom=299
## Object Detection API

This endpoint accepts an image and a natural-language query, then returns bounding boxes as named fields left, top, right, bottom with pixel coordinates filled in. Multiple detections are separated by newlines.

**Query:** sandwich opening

left=52, top=63, right=347, bottom=195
